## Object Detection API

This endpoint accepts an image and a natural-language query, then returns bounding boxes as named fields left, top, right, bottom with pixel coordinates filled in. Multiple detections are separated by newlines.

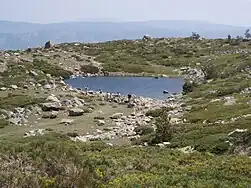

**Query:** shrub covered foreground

left=0, top=134, right=251, bottom=188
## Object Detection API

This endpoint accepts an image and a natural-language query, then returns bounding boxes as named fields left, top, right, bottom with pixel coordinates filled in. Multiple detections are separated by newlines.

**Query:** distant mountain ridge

left=0, top=20, right=248, bottom=50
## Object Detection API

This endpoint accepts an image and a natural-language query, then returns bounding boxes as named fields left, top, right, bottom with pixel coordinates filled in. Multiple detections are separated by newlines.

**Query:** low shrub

left=182, top=81, right=197, bottom=94
left=134, top=126, right=154, bottom=136
left=81, top=65, right=100, bottom=74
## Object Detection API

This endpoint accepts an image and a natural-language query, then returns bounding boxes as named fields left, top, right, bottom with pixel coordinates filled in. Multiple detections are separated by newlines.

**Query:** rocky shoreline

left=0, top=75, right=185, bottom=146
left=70, top=71, right=178, bottom=79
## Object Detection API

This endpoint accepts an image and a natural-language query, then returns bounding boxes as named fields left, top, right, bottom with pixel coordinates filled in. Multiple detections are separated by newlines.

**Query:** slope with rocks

left=0, top=37, right=250, bottom=187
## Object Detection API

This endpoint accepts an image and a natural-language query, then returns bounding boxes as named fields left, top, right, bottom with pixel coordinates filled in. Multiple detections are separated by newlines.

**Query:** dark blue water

left=65, top=77, right=184, bottom=100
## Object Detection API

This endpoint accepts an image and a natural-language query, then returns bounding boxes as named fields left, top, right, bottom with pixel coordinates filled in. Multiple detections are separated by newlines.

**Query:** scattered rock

left=0, top=62, right=8, bottom=73
left=24, top=129, right=45, bottom=137
left=228, top=129, right=248, bottom=136
left=97, top=120, right=105, bottom=126
left=69, top=108, right=84, bottom=116
left=46, top=95, right=60, bottom=103
left=110, top=113, right=124, bottom=119
left=30, top=70, right=38, bottom=77
left=42, top=111, right=58, bottom=119
left=44, top=84, right=52, bottom=89
left=127, top=103, right=136, bottom=108
left=40, top=102, right=64, bottom=111
left=178, top=146, right=194, bottom=154
left=60, top=119, right=74, bottom=125
left=10, top=85, right=18, bottom=89
left=224, top=96, right=236, bottom=106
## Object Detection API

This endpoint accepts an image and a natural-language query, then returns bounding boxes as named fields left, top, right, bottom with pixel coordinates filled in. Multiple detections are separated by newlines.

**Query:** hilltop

left=0, top=36, right=250, bottom=187
left=0, top=20, right=248, bottom=50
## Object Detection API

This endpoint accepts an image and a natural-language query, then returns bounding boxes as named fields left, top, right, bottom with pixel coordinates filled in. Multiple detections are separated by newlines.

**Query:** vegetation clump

left=81, top=64, right=100, bottom=74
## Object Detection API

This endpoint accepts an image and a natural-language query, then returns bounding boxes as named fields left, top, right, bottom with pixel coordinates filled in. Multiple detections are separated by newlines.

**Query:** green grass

left=0, top=94, right=45, bottom=110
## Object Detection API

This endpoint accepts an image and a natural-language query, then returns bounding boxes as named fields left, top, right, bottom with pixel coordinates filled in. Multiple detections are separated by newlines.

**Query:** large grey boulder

left=69, top=108, right=84, bottom=116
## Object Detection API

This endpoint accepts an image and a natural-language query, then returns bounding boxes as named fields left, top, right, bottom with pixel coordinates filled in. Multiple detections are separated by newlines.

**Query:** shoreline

left=69, top=71, right=181, bottom=79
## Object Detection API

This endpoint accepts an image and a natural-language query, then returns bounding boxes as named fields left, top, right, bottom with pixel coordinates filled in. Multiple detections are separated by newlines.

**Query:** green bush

left=67, top=132, right=79, bottom=137
left=148, top=112, right=173, bottom=145
left=182, top=81, right=197, bottom=94
left=33, top=59, right=72, bottom=78
left=145, top=107, right=171, bottom=117
left=201, top=62, right=219, bottom=80
left=0, top=119, right=8, bottom=129
left=81, top=64, right=100, bottom=74
left=0, top=95, right=45, bottom=110
left=134, top=126, right=154, bottom=135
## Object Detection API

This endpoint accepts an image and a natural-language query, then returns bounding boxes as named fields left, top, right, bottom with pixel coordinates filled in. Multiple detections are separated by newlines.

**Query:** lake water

left=65, top=76, right=184, bottom=100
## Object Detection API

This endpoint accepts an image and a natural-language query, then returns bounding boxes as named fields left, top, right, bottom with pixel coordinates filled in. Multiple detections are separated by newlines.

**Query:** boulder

left=30, top=70, right=38, bottom=77
left=97, top=120, right=105, bottom=126
left=42, top=111, right=58, bottom=119
left=224, top=96, right=236, bottom=106
left=44, top=40, right=53, bottom=49
left=44, top=84, right=52, bottom=89
left=46, top=95, right=60, bottom=103
left=10, top=85, right=18, bottom=89
left=60, top=119, right=74, bottom=125
left=0, top=62, right=8, bottom=73
left=110, top=113, right=123, bottom=119
left=40, top=102, right=64, bottom=111
left=127, top=103, right=136, bottom=108
left=69, top=108, right=84, bottom=116
left=142, top=35, right=152, bottom=41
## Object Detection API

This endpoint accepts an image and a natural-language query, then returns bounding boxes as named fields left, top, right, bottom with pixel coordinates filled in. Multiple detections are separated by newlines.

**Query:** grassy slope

left=0, top=38, right=251, bottom=187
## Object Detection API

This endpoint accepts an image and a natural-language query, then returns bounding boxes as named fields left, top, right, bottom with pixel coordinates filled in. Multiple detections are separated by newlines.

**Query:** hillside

left=0, top=20, right=248, bottom=50
left=0, top=37, right=250, bottom=187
